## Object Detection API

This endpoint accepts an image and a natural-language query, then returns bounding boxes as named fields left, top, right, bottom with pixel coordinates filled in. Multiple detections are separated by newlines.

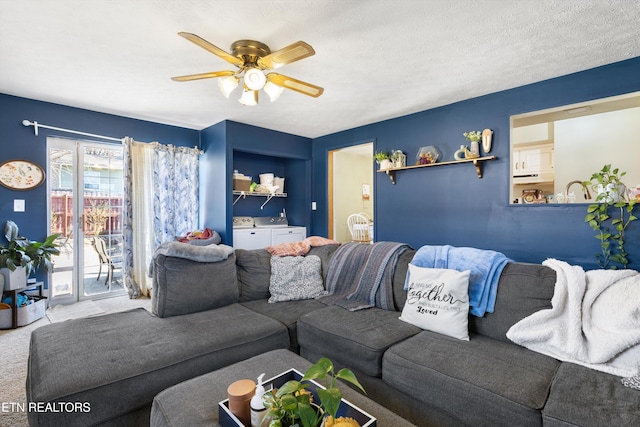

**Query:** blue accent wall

left=199, top=121, right=311, bottom=244
left=0, top=94, right=199, bottom=284
left=311, top=57, right=640, bottom=270
left=4, top=55, right=640, bottom=276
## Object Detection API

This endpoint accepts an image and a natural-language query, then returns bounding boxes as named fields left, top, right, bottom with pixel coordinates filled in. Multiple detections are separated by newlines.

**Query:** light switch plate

left=14, top=199, right=25, bottom=212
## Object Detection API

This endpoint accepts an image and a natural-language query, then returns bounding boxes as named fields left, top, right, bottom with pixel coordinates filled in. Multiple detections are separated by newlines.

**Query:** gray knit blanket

left=319, top=242, right=411, bottom=311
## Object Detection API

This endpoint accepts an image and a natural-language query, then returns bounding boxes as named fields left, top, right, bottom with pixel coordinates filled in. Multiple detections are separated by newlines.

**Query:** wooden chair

left=347, top=213, right=373, bottom=243
left=91, top=236, right=122, bottom=285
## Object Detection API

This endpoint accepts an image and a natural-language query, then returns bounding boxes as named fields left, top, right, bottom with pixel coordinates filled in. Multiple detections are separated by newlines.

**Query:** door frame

left=47, top=137, right=126, bottom=305
left=327, top=142, right=374, bottom=242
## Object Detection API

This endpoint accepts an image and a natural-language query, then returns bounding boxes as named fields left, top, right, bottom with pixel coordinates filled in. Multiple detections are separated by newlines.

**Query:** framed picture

left=0, top=160, right=46, bottom=190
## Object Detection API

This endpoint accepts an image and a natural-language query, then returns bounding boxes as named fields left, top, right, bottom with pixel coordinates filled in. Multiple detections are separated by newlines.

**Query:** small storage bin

left=233, top=177, right=251, bottom=191
left=0, top=296, right=46, bottom=329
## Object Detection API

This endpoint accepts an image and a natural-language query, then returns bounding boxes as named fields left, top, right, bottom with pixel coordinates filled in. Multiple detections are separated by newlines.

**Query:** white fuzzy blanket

left=507, top=258, right=640, bottom=377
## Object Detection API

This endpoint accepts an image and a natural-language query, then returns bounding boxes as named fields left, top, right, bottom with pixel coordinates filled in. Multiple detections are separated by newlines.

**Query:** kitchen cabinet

left=512, top=144, right=554, bottom=181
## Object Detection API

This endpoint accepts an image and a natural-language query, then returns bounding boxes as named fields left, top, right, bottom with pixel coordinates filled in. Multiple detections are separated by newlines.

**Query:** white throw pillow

left=399, top=265, right=471, bottom=341
left=268, top=255, right=326, bottom=303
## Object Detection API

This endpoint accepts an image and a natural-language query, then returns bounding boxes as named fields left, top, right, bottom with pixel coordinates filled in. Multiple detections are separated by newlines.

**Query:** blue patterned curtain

left=122, top=138, right=200, bottom=298
left=152, top=143, right=200, bottom=247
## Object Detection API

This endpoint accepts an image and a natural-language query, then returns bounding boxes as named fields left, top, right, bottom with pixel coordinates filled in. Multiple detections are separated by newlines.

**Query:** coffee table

left=150, top=349, right=417, bottom=427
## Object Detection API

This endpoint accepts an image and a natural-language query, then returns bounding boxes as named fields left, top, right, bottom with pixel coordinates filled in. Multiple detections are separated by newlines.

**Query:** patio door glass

left=48, top=137, right=125, bottom=304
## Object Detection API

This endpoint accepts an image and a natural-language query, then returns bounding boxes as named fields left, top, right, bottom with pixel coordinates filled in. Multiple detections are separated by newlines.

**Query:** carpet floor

left=0, top=296, right=151, bottom=427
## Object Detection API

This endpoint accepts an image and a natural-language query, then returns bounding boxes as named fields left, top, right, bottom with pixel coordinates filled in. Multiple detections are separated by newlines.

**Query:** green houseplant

left=0, top=220, right=60, bottom=280
left=373, top=151, right=391, bottom=171
left=262, top=357, right=365, bottom=427
left=583, top=165, right=637, bottom=269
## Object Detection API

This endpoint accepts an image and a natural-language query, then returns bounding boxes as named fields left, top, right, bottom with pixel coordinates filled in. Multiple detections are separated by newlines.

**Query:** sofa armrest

left=152, top=253, right=238, bottom=318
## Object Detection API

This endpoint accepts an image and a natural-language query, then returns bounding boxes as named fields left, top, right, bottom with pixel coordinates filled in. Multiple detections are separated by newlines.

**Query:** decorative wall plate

left=0, top=160, right=46, bottom=190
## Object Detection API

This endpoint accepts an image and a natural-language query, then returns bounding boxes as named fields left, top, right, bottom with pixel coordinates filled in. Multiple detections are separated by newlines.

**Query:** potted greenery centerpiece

left=262, top=357, right=365, bottom=427
left=0, top=220, right=60, bottom=289
left=583, top=164, right=637, bottom=269
left=373, top=151, right=391, bottom=170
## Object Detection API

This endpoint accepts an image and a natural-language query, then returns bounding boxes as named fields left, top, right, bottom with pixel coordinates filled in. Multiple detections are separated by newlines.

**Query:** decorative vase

left=470, top=140, right=480, bottom=156
left=454, top=145, right=466, bottom=160
left=0, top=266, right=28, bottom=291
left=379, top=159, right=392, bottom=170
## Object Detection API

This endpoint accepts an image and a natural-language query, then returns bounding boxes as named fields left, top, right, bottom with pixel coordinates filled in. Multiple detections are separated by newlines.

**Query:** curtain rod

left=22, top=119, right=124, bottom=142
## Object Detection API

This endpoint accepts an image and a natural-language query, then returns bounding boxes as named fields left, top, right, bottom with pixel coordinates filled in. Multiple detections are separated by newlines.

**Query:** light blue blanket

left=404, top=245, right=511, bottom=316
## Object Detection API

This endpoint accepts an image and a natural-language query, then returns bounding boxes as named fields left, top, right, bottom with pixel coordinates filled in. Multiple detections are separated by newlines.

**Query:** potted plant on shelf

left=582, top=164, right=637, bottom=269
left=373, top=151, right=392, bottom=170
left=262, top=357, right=365, bottom=427
left=0, top=220, right=60, bottom=289
left=463, top=130, right=482, bottom=157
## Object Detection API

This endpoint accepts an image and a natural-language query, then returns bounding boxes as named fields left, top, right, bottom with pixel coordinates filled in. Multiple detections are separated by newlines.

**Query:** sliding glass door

left=47, top=137, right=125, bottom=305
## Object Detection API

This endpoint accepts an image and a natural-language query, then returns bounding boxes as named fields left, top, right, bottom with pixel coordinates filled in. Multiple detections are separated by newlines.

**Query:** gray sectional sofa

left=27, top=243, right=639, bottom=426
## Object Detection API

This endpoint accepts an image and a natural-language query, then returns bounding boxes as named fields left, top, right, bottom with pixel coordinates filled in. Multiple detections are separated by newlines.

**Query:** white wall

left=555, top=107, right=640, bottom=200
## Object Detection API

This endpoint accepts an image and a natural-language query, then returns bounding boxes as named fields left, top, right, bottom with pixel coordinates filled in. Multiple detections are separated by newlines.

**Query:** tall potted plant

left=583, top=165, right=637, bottom=269
left=0, top=220, right=60, bottom=289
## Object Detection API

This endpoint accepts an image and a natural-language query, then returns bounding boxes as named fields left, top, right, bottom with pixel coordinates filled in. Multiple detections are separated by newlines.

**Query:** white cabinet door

left=271, top=227, right=307, bottom=245
left=233, top=229, right=272, bottom=250
left=513, top=144, right=554, bottom=176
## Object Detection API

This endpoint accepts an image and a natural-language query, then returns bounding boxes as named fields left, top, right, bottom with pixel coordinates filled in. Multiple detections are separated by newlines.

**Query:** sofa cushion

left=399, top=266, right=470, bottom=341
left=27, top=305, right=289, bottom=427
left=542, top=362, right=640, bottom=426
left=297, top=305, right=421, bottom=377
left=152, top=253, right=238, bottom=318
left=241, top=299, right=328, bottom=351
left=235, top=249, right=272, bottom=301
left=392, top=248, right=415, bottom=311
left=236, top=246, right=340, bottom=303
left=383, top=330, right=560, bottom=427
left=269, top=255, right=326, bottom=303
left=470, top=262, right=555, bottom=343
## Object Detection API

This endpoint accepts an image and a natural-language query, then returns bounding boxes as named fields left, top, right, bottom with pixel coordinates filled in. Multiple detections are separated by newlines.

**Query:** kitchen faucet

left=565, top=180, right=592, bottom=202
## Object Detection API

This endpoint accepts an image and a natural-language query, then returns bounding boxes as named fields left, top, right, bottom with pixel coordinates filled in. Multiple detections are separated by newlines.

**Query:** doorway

left=47, top=137, right=125, bottom=306
left=328, top=143, right=374, bottom=242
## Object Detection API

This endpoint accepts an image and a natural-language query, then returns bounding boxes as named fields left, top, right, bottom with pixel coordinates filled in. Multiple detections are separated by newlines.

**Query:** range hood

left=513, top=172, right=554, bottom=184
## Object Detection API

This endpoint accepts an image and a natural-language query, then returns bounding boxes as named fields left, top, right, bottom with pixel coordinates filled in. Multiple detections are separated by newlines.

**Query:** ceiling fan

left=171, top=32, right=324, bottom=106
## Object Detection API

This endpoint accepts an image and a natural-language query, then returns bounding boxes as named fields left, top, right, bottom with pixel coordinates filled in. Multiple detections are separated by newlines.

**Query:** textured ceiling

left=1, top=0, right=640, bottom=138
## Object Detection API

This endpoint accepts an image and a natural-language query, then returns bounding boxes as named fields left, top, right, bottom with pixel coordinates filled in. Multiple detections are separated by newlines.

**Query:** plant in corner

left=0, top=220, right=61, bottom=276
left=583, top=164, right=637, bottom=269
left=262, top=357, right=365, bottom=427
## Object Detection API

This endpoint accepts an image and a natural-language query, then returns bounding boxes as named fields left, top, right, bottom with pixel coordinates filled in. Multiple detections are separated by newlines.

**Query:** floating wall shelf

left=378, top=156, right=497, bottom=184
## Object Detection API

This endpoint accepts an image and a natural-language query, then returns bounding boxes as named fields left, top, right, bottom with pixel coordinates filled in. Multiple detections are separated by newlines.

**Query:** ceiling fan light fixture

left=244, top=67, right=266, bottom=91
left=239, top=87, right=258, bottom=106
left=218, top=75, right=239, bottom=98
left=263, top=81, right=285, bottom=102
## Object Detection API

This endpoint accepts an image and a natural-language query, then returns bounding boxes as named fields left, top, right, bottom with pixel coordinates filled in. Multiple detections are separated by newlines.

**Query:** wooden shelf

left=378, top=156, right=497, bottom=184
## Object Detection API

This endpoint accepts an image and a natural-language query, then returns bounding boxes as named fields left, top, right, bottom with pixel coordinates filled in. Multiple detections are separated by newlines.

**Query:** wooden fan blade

left=266, top=73, right=324, bottom=97
left=258, top=41, right=315, bottom=69
left=178, top=32, right=244, bottom=67
left=171, top=70, right=236, bottom=82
